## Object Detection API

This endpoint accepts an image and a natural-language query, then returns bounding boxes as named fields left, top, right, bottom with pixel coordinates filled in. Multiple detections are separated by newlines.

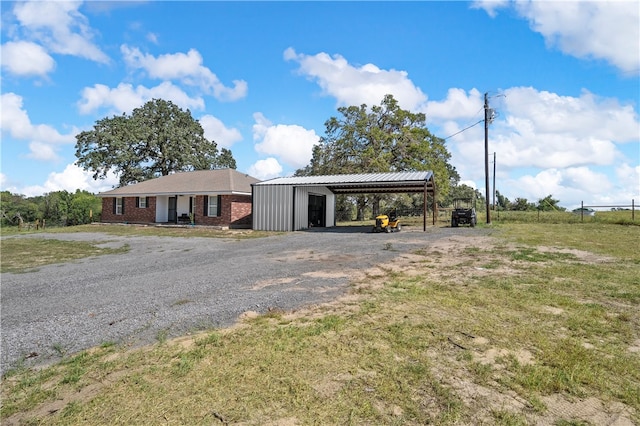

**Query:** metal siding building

left=252, top=172, right=435, bottom=232
left=294, top=186, right=335, bottom=230
left=252, top=183, right=293, bottom=231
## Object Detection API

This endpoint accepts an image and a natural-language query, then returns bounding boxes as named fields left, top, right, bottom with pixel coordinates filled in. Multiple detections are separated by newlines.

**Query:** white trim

left=207, top=196, right=219, bottom=217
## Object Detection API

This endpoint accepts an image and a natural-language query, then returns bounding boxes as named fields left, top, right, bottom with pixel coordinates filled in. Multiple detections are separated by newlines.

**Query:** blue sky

left=1, top=0, right=638, bottom=209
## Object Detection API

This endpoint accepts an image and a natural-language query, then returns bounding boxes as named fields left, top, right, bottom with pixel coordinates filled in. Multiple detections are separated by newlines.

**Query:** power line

left=443, top=119, right=484, bottom=140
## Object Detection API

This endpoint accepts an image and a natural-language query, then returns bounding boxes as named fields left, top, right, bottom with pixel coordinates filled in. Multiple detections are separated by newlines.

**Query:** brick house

left=98, top=169, right=259, bottom=228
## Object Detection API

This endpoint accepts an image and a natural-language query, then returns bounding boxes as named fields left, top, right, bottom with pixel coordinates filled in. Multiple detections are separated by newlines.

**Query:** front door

left=168, top=197, right=177, bottom=223
left=308, top=194, right=326, bottom=227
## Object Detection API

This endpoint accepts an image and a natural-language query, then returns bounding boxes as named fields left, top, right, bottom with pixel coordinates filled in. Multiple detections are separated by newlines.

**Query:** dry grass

left=1, top=222, right=639, bottom=425
left=1, top=223, right=279, bottom=239
left=0, top=238, right=129, bottom=273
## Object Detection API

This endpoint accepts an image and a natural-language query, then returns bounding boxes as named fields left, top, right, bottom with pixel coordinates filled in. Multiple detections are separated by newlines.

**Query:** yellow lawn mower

left=372, top=211, right=401, bottom=233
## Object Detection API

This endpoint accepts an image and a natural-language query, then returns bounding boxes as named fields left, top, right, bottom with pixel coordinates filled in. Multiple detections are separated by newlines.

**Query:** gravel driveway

left=1, top=225, right=484, bottom=374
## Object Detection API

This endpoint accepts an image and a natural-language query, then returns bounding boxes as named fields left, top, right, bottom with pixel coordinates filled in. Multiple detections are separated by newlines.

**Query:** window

left=137, top=197, right=147, bottom=208
left=208, top=195, right=218, bottom=217
left=115, top=198, right=123, bottom=215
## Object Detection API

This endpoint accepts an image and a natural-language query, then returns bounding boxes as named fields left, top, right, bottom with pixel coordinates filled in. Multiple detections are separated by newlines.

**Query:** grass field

left=1, top=221, right=639, bottom=425
left=1, top=223, right=276, bottom=239
left=0, top=238, right=129, bottom=274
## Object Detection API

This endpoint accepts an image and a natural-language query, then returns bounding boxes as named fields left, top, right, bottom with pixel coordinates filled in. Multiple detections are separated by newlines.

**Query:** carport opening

left=327, top=182, right=437, bottom=232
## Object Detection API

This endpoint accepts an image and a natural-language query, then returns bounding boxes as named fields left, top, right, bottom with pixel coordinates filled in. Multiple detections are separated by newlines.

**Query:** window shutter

left=217, top=195, right=222, bottom=216
left=146, top=197, right=149, bottom=208
left=113, top=198, right=116, bottom=214
left=203, top=196, right=208, bottom=216
left=121, top=198, right=125, bottom=214
left=136, top=197, right=140, bottom=208
left=189, top=197, right=193, bottom=213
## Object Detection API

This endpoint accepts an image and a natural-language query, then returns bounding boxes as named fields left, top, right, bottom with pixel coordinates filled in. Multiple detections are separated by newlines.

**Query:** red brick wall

left=193, top=195, right=252, bottom=228
left=101, top=194, right=252, bottom=228
left=101, top=197, right=156, bottom=224
left=230, top=196, right=253, bottom=227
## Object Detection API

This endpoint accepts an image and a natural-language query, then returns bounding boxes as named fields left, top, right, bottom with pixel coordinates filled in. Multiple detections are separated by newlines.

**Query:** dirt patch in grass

left=257, top=234, right=636, bottom=425
left=540, top=395, right=636, bottom=426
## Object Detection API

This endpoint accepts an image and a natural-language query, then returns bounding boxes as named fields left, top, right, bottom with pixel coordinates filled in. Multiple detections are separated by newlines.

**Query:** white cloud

left=1, top=41, right=55, bottom=77
left=252, top=112, right=271, bottom=141
left=26, top=141, right=60, bottom=162
left=559, top=167, right=613, bottom=195
left=615, top=163, right=640, bottom=197
left=284, top=47, right=427, bottom=110
left=502, top=87, right=639, bottom=142
left=248, top=158, right=283, bottom=181
left=470, top=0, right=509, bottom=18
left=474, top=0, right=640, bottom=75
left=78, top=82, right=205, bottom=115
left=425, top=88, right=484, bottom=121
left=252, top=112, right=319, bottom=169
left=1, top=164, right=119, bottom=197
left=199, top=115, right=242, bottom=149
left=500, top=166, right=627, bottom=209
left=146, top=32, right=158, bottom=44
left=0, top=173, right=9, bottom=191
left=438, top=86, right=639, bottom=182
left=1, top=93, right=77, bottom=161
left=121, top=45, right=248, bottom=102
left=12, top=0, right=109, bottom=64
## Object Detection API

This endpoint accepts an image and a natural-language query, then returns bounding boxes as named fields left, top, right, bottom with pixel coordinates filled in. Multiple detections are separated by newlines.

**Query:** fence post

left=581, top=201, right=584, bottom=222
left=633, top=199, right=635, bottom=221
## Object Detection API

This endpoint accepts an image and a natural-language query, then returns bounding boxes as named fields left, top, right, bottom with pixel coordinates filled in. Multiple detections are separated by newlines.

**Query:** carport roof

left=253, top=171, right=435, bottom=194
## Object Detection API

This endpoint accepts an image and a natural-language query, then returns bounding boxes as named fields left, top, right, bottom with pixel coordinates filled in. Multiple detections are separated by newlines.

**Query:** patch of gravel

left=1, top=225, right=489, bottom=374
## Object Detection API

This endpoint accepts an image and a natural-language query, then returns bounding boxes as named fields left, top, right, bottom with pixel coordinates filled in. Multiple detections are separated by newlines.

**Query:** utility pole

left=484, top=93, right=491, bottom=224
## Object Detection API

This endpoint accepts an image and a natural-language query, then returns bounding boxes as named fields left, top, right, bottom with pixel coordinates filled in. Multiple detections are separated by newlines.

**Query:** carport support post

left=423, top=181, right=427, bottom=231
left=432, top=182, right=437, bottom=226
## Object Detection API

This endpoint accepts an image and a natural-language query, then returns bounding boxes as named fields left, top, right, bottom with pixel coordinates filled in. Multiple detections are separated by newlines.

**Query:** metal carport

left=252, top=171, right=436, bottom=232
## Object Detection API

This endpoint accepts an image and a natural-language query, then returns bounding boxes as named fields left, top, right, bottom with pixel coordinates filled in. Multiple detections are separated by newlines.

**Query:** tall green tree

left=512, top=197, right=535, bottom=211
left=440, top=184, right=484, bottom=208
left=297, top=95, right=456, bottom=219
left=75, top=99, right=236, bottom=187
left=301, top=95, right=453, bottom=181
left=537, top=194, right=565, bottom=211
left=67, top=190, right=102, bottom=225
left=495, top=190, right=511, bottom=211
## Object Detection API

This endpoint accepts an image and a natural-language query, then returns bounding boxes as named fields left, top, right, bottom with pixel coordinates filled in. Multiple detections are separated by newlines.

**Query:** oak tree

left=297, top=94, right=457, bottom=219
left=75, top=99, right=236, bottom=187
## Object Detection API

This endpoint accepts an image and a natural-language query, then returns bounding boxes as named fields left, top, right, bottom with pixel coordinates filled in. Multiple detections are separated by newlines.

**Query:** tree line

left=495, top=192, right=565, bottom=212
left=1, top=190, right=102, bottom=228
left=2, top=96, right=565, bottom=227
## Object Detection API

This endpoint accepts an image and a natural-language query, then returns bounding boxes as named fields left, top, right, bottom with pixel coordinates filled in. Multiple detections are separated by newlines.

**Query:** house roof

left=98, top=169, right=260, bottom=197
left=253, top=171, right=435, bottom=194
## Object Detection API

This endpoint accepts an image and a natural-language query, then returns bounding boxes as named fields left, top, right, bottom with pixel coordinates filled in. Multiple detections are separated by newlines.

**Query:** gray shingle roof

left=98, top=169, right=260, bottom=197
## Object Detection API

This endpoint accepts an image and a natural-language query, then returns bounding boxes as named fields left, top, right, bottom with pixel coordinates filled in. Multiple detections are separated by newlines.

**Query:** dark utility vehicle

left=451, top=198, right=477, bottom=227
